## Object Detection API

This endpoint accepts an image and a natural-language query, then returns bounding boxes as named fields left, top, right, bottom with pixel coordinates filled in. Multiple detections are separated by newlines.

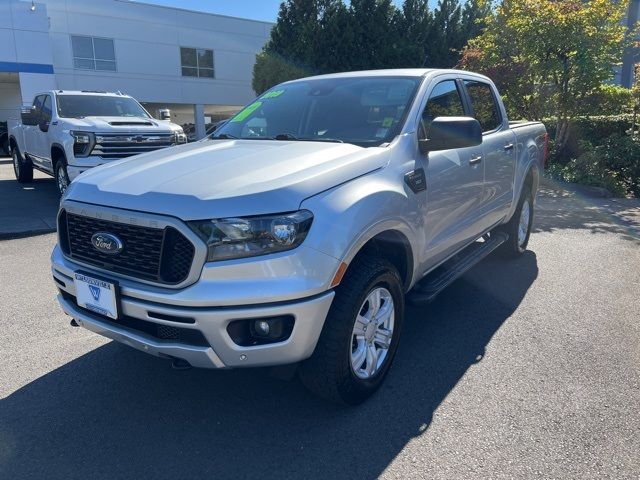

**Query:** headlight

left=175, top=131, right=187, bottom=144
left=70, top=131, right=95, bottom=157
left=188, top=210, right=313, bottom=262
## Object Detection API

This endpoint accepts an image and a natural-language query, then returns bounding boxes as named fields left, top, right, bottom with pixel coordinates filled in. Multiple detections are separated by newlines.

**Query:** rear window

left=464, top=81, right=502, bottom=132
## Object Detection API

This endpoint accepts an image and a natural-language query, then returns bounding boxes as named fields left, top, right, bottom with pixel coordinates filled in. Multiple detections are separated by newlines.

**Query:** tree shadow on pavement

left=535, top=183, right=640, bottom=244
left=0, top=253, right=538, bottom=479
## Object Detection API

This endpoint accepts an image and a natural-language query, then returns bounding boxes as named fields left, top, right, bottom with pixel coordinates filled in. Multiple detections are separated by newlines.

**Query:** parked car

left=8, top=90, right=187, bottom=194
left=0, top=121, right=8, bottom=156
left=51, top=69, right=547, bottom=404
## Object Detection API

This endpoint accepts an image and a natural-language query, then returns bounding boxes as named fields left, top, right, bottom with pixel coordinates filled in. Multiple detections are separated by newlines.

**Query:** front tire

left=299, top=255, right=404, bottom=405
left=13, top=146, right=33, bottom=183
left=55, top=158, right=70, bottom=195
left=494, top=186, right=534, bottom=257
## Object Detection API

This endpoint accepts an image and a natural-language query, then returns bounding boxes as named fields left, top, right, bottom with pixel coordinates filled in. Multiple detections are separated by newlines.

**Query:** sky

left=134, top=0, right=413, bottom=23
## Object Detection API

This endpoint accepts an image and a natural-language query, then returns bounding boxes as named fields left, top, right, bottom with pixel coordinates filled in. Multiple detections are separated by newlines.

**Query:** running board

left=407, top=232, right=509, bottom=305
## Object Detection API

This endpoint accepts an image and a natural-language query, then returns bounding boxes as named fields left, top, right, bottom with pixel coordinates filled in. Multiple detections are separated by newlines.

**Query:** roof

left=52, top=90, right=131, bottom=97
left=282, top=68, right=490, bottom=82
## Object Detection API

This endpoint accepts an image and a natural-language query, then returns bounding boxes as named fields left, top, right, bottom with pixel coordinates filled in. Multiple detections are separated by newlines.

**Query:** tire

left=55, top=157, right=70, bottom=195
left=12, top=146, right=33, bottom=183
left=494, top=185, right=534, bottom=257
left=299, top=255, right=404, bottom=405
left=1, top=137, right=9, bottom=157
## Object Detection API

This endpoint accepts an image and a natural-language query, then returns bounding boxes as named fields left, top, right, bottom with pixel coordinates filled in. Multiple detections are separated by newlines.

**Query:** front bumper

left=54, top=269, right=334, bottom=368
left=51, top=247, right=335, bottom=368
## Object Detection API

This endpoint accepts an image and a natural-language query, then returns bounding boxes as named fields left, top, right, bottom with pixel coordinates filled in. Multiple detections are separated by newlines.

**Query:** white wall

left=43, top=0, right=272, bottom=105
left=0, top=1, right=56, bottom=105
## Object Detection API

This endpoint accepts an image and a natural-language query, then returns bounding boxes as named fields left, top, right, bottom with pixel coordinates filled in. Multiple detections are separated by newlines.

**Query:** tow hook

left=171, top=358, right=192, bottom=370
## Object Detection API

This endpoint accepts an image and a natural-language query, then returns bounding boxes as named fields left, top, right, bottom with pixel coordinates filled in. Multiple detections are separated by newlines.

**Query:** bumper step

left=407, top=232, right=508, bottom=305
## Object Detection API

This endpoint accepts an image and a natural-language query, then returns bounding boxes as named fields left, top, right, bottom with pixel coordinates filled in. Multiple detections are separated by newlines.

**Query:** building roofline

left=115, top=0, right=275, bottom=26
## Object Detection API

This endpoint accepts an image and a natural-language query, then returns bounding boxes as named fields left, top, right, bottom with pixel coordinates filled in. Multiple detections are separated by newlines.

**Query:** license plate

left=74, top=272, right=120, bottom=320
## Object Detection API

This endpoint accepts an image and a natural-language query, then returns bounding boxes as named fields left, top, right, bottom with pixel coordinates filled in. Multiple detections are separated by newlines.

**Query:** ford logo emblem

left=91, top=232, right=124, bottom=255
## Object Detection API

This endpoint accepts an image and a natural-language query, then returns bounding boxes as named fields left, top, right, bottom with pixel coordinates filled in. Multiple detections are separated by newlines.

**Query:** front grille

left=62, top=211, right=195, bottom=285
left=59, top=290, right=209, bottom=347
left=91, top=132, right=176, bottom=159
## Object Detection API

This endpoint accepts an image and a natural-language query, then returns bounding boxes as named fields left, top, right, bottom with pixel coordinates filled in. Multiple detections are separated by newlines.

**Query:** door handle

left=504, top=143, right=514, bottom=151
left=469, top=155, right=482, bottom=165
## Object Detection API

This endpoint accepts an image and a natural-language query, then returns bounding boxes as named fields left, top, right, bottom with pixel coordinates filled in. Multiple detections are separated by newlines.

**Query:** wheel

left=55, top=158, right=70, bottom=195
left=1, top=137, right=9, bottom=156
left=299, top=255, right=404, bottom=405
left=12, top=146, right=33, bottom=183
left=494, top=186, right=534, bottom=257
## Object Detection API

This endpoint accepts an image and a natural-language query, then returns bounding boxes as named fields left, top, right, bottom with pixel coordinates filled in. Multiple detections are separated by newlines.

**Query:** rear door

left=34, top=94, right=53, bottom=172
left=462, top=80, right=516, bottom=226
left=418, top=78, right=485, bottom=270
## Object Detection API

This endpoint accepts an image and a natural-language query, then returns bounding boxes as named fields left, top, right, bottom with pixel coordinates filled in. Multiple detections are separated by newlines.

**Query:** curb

left=0, top=228, right=56, bottom=241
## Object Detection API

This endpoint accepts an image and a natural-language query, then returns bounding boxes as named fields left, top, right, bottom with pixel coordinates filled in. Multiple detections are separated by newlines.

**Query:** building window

left=71, top=35, right=116, bottom=71
left=180, top=47, right=214, bottom=78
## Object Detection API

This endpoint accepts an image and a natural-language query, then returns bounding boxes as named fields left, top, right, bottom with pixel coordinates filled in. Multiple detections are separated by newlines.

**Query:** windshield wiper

left=273, top=133, right=344, bottom=143
left=212, top=133, right=237, bottom=139
left=274, top=133, right=298, bottom=140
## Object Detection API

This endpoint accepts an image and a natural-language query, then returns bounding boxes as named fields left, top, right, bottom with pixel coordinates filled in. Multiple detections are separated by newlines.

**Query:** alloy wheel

left=350, top=287, right=395, bottom=379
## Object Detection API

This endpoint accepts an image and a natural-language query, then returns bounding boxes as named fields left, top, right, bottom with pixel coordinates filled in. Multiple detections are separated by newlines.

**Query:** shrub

left=546, top=134, right=640, bottom=197
left=543, top=115, right=634, bottom=162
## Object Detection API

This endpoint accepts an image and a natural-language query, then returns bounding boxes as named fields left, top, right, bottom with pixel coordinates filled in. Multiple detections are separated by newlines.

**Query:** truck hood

left=65, top=140, right=390, bottom=219
left=63, top=116, right=181, bottom=132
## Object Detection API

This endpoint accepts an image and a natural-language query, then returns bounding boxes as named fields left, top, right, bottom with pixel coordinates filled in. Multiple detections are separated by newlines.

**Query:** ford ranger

left=8, top=90, right=186, bottom=195
left=51, top=69, right=547, bottom=404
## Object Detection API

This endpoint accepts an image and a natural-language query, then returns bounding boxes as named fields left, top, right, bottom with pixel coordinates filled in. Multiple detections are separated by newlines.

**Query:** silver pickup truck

left=8, top=90, right=186, bottom=195
left=51, top=69, right=547, bottom=404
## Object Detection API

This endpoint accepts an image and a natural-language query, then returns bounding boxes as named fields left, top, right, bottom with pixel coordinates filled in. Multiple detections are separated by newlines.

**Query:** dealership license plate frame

left=74, top=271, right=121, bottom=320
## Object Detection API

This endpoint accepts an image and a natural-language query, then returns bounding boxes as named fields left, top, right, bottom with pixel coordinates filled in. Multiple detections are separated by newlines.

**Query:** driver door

left=418, top=78, right=485, bottom=271
left=23, top=95, right=44, bottom=168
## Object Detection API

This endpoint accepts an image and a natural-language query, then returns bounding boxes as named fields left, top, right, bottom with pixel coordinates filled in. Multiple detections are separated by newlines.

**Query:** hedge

left=543, top=115, right=635, bottom=160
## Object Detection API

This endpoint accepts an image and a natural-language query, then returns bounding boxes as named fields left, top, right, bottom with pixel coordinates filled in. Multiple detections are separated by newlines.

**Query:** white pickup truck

left=52, top=69, right=547, bottom=404
left=8, top=90, right=186, bottom=194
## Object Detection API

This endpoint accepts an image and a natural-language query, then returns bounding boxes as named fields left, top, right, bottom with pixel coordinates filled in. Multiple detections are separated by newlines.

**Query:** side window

left=41, top=95, right=52, bottom=124
left=421, top=80, right=465, bottom=135
left=464, top=80, right=501, bottom=132
left=32, top=95, right=45, bottom=121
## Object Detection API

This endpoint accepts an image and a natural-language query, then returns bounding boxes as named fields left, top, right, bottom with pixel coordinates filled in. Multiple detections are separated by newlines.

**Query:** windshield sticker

left=382, top=117, right=394, bottom=128
left=261, top=89, right=285, bottom=99
left=230, top=101, right=262, bottom=123
left=375, top=128, right=388, bottom=138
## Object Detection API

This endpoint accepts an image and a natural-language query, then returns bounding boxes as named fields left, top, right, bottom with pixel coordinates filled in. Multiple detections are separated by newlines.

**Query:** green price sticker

left=382, top=117, right=394, bottom=128
left=230, top=101, right=262, bottom=122
left=261, top=89, right=285, bottom=99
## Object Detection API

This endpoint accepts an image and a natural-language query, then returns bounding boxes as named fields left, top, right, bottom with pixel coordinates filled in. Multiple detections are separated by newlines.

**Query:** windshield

left=214, top=76, right=421, bottom=147
left=56, top=95, right=150, bottom=118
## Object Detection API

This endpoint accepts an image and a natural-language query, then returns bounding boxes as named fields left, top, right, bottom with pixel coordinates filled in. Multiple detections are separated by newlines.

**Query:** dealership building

left=1, top=0, right=272, bottom=138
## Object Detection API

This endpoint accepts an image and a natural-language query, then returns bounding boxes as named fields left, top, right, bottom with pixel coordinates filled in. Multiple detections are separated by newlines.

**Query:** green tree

left=460, top=0, right=630, bottom=153
left=252, top=0, right=489, bottom=94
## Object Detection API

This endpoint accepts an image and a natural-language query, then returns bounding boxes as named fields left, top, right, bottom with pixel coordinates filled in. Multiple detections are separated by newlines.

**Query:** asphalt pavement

left=0, top=156, right=58, bottom=238
left=0, top=164, right=639, bottom=479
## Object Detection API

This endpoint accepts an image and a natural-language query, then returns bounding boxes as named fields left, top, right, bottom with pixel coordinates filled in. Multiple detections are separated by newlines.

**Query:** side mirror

left=419, top=117, right=482, bottom=155
left=39, top=120, right=49, bottom=132
left=21, top=107, right=38, bottom=126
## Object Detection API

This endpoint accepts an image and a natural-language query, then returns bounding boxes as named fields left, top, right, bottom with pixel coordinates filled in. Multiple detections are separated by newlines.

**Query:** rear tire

left=299, top=255, right=404, bottom=405
left=494, top=186, right=534, bottom=257
left=12, top=146, right=33, bottom=183
left=55, top=157, right=70, bottom=195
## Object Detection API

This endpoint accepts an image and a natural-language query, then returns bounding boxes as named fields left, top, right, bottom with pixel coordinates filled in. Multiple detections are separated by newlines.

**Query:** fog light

left=255, top=320, right=270, bottom=336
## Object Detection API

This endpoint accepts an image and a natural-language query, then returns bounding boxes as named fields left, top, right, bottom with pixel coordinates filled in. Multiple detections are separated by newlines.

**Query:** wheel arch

left=339, top=225, right=415, bottom=293
left=51, top=143, right=67, bottom=169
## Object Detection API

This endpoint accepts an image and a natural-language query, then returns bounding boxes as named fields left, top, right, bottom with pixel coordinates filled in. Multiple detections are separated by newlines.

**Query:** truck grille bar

left=91, top=132, right=176, bottom=159
left=59, top=210, right=195, bottom=285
